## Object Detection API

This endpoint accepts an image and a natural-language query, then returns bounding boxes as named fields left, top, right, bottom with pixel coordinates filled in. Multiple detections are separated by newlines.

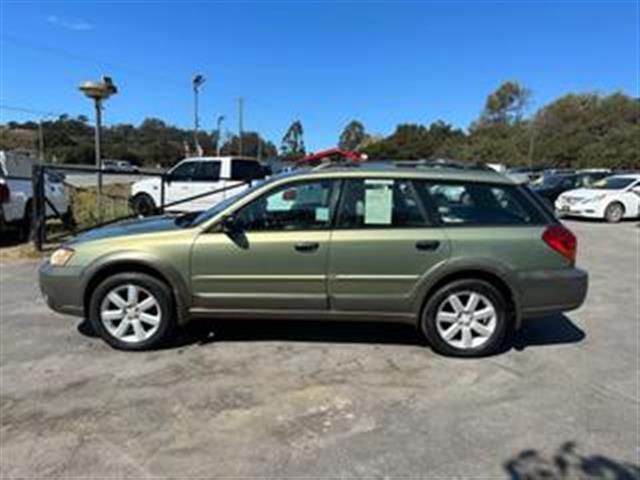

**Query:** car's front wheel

left=89, top=273, right=174, bottom=350
left=421, top=279, right=509, bottom=357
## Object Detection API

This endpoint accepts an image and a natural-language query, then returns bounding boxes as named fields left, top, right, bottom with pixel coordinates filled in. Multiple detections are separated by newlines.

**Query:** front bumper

left=39, top=261, right=85, bottom=317
left=518, top=268, right=588, bottom=318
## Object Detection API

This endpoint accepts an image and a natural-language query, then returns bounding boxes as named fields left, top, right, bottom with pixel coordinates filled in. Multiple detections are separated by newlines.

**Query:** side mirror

left=221, top=215, right=240, bottom=233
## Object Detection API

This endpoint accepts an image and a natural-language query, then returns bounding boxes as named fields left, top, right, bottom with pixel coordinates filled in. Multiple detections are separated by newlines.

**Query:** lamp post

left=79, top=76, right=117, bottom=222
left=193, top=74, right=206, bottom=156
left=216, top=114, right=225, bottom=156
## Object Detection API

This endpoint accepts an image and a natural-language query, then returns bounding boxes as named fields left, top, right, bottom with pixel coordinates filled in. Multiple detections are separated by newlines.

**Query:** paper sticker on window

left=315, top=207, right=329, bottom=222
left=364, top=181, right=393, bottom=225
left=267, top=193, right=293, bottom=212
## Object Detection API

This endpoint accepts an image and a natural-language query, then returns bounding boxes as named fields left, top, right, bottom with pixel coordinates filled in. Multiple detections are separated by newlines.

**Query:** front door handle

left=294, top=242, right=319, bottom=252
left=415, top=240, right=440, bottom=251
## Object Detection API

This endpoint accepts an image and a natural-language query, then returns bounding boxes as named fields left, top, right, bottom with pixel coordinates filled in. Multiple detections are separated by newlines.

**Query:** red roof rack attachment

left=295, top=148, right=367, bottom=167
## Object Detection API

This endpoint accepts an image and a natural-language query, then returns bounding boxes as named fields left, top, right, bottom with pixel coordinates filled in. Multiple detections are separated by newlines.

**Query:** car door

left=190, top=178, right=339, bottom=311
left=621, top=180, right=640, bottom=218
left=327, top=178, right=450, bottom=314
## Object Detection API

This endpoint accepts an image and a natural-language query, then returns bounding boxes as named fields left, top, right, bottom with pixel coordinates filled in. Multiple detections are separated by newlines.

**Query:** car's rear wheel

left=89, top=273, right=174, bottom=350
left=604, top=202, right=624, bottom=223
left=421, top=279, right=508, bottom=357
left=131, top=193, right=156, bottom=217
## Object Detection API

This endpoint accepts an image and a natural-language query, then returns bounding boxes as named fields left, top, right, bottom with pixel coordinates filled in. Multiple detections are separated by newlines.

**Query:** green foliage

left=0, top=115, right=278, bottom=168
left=220, top=132, right=278, bottom=159
left=363, top=121, right=467, bottom=161
left=480, top=80, right=531, bottom=125
left=280, top=120, right=306, bottom=160
left=338, top=120, right=367, bottom=150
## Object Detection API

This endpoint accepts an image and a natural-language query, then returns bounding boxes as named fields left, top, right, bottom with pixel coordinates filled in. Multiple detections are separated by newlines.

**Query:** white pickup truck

left=130, top=156, right=266, bottom=215
left=0, top=151, right=70, bottom=239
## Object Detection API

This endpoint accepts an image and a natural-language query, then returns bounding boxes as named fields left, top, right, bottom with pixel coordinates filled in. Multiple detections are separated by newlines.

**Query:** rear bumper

left=39, top=261, right=85, bottom=317
left=518, top=268, right=588, bottom=318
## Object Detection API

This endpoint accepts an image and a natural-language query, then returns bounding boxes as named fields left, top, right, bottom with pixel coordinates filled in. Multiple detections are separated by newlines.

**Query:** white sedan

left=555, top=174, right=640, bottom=222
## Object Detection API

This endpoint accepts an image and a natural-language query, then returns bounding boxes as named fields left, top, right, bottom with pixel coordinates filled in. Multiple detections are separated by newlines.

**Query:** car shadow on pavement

left=510, top=314, right=586, bottom=352
left=146, top=312, right=585, bottom=352
left=76, top=313, right=585, bottom=352
left=505, top=441, right=639, bottom=480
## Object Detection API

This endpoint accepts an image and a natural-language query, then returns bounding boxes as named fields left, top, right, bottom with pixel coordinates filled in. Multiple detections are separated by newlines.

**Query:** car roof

left=279, top=161, right=514, bottom=185
left=183, top=156, right=259, bottom=162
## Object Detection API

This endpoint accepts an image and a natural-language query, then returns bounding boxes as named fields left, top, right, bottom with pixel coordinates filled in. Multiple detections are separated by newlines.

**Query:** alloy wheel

left=100, top=284, right=162, bottom=343
left=435, top=291, right=497, bottom=350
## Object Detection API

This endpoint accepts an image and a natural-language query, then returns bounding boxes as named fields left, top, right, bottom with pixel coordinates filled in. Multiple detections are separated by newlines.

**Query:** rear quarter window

left=414, top=180, right=545, bottom=226
left=231, top=159, right=265, bottom=181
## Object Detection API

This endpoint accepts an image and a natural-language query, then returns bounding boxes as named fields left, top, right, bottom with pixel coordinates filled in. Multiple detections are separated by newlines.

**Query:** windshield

left=531, top=175, right=569, bottom=188
left=590, top=177, right=636, bottom=190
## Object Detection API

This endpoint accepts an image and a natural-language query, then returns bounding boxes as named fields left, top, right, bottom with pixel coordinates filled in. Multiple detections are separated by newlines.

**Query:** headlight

left=50, top=247, right=75, bottom=267
left=581, top=194, right=606, bottom=204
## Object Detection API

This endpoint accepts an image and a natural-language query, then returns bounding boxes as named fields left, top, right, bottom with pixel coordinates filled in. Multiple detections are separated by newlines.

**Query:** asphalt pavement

left=0, top=220, right=638, bottom=478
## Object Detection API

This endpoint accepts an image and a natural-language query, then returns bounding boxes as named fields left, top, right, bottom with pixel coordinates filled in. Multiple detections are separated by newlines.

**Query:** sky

left=0, top=0, right=638, bottom=151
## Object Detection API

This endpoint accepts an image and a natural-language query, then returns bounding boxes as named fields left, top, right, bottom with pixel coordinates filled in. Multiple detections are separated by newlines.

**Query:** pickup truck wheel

left=421, top=279, right=508, bottom=357
left=604, top=202, right=624, bottom=223
left=89, top=273, right=174, bottom=351
left=131, top=193, right=156, bottom=217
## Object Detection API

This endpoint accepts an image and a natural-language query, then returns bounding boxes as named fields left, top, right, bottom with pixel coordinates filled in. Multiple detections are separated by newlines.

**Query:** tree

left=338, top=120, right=367, bottom=150
left=480, top=81, right=531, bottom=125
left=280, top=120, right=305, bottom=159
left=221, top=132, right=278, bottom=159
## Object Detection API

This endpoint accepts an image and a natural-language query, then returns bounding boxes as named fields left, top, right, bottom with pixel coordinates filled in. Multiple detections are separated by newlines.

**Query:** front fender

left=80, top=250, right=191, bottom=325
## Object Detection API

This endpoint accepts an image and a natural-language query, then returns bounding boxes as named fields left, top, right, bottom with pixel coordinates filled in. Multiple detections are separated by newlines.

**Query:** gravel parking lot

left=1, top=220, right=638, bottom=478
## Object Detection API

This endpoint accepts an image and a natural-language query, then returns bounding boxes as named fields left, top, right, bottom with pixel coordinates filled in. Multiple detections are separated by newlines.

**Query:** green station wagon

left=40, top=163, right=588, bottom=357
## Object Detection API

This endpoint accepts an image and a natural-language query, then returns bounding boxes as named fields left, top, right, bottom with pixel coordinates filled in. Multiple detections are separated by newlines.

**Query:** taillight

left=542, top=224, right=577, bottom=265
left=0, top=183, right=9, bottom=204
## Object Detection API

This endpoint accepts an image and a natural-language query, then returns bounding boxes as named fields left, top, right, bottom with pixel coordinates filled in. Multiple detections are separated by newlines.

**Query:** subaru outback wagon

left=40, top=163, right=588, bottom=357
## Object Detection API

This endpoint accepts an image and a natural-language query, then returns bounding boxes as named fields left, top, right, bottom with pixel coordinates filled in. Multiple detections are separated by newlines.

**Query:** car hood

left=560, top=188, right=615, bottom=199
left=69, top=215, right=182, bottom=244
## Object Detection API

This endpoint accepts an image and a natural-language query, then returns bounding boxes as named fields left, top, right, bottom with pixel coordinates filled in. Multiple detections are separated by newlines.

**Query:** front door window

left=235, top=179, right=337, bottom=231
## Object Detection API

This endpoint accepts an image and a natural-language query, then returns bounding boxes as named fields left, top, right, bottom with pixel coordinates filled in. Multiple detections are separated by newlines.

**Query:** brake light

left=0, top=183, right=9, bottom=204
left=542, top=225, right=577, bottom=264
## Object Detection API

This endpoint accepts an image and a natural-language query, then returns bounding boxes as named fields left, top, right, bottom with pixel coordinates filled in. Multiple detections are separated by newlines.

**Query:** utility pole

left=237, top=97, right=244, bottom=156
left=216, top=114, right=225, bottom=156
left=192, top=74, right=206, bottom=156
left=38, top=120, right=44, bottom=161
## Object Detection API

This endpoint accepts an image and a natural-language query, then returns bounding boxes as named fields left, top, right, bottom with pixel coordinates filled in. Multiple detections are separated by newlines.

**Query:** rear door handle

left=294, top=242, right=319, bottom=252
left=415, top=240, right=440, bottom=251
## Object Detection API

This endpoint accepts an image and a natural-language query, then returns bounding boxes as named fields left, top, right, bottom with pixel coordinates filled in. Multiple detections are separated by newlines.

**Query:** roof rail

left=395, top=159, right=491, bottom=171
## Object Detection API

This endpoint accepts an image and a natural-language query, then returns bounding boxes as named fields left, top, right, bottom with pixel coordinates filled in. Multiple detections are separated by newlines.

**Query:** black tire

left=131, top=193, right=156, bottom=217
left=421, top=279, right=509, bottom=357
left=89, top=272, right=175, bottom=351
left=604, top=202, right=624, bottom=223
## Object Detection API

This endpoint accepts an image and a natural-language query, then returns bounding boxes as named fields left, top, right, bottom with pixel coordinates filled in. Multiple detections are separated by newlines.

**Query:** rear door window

left=195, top=161, right=221, bottom=181
left=231, top=159, right=265, bottom=181
left=336, top=178, right=428, bottom=228
left=414, top=181, right=544, bottom=226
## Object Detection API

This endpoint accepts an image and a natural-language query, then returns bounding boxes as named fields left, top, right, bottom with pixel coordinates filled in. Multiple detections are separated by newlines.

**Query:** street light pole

left=238, top=97, right=244, bottom=156
left=94, top=99, right=103, bottom=211
left=192, top=74, right=206, bottom=156
left=216, top=114, right=225, bottom=156
left=79, top=76, right=117, bottom=223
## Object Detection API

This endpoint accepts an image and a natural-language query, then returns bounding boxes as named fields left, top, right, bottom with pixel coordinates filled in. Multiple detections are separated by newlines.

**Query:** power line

left=0, top=33, right=186, bottom=88
left=0, top=104, right=62, bottom=118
